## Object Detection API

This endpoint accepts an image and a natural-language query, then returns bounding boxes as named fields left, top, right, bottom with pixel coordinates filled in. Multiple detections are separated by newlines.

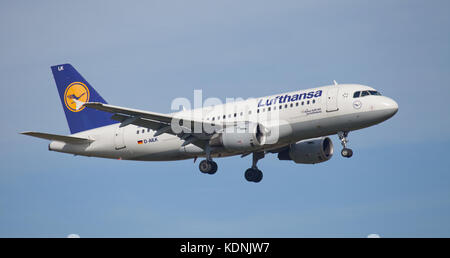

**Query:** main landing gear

left=197, top=145, right=265, bottom=183
left=198, top=145, right=217, bottom=174
left=199, top=159, right=218, bottom=174
left=338, top=131, right=353, bottom=158
left=244, top=152, right=264, bottom=183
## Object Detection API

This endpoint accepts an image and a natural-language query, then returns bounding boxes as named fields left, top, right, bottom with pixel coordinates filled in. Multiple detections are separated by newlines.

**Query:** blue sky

left=1, top=0, right=449, bottom=237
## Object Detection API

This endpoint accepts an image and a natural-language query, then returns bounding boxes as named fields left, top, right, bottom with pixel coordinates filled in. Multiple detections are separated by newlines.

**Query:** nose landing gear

left=338, top=131, right=353, bottom=158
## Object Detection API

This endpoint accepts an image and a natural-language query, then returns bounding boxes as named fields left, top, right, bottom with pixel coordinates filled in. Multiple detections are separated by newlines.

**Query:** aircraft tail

left=51, top=64, right=116, bottom=134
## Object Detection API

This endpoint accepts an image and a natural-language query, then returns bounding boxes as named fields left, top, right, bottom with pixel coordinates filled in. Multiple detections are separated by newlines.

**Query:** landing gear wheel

left=209, top=161, right=218, bottom=174
left=199, top=160, right=211, bottom=173
left=253, top=169, right=263, bottom=183
left=341, top=148, right=353, bottom=158
left=244, top=168, right=263, bottom=183
left=199, top=160, right=218, bottom=174
left=244, top=168, right=254, bottom=182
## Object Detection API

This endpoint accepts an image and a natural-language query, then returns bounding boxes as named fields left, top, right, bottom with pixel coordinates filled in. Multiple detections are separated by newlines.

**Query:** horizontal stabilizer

left=20, top=131, right=93, bottom=144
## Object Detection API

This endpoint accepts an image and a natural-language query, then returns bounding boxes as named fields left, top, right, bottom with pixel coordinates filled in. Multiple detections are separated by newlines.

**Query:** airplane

left=22, top=64, right=398, bottom=183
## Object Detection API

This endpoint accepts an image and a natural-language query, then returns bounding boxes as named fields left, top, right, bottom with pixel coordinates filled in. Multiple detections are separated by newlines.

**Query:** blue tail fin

left=51, top=64, right=116, bottom=134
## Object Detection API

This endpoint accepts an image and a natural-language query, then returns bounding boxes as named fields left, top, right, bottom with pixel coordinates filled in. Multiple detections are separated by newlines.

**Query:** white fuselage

left=49, top=84, right=398, bottom=161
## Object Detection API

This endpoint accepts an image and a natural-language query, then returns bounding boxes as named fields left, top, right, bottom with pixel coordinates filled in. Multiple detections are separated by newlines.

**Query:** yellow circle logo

left=64, top=82, right=90, bottom=112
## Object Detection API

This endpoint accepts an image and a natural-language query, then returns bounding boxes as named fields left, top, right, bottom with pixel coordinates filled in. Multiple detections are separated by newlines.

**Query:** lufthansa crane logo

left=353, top=100, right=362, bottom=109
left=64, top=82, right=90, bottom=112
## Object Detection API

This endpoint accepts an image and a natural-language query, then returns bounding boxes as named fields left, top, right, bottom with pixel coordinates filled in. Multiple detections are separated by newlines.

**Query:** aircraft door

left=326, top=87, right=339, bottom=112
left=114, top=127, right=126, bottom=150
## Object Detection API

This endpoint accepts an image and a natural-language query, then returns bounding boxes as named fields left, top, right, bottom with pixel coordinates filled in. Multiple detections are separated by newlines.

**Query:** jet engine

left=209, top=122, right=267, bottom=151
left=278, top=137, right=333, bottom=164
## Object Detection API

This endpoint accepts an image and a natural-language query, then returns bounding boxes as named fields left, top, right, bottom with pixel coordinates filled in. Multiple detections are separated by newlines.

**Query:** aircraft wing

left=84, top=102, right=173, bottom=124
left=21, top=131, right=93, bottom=144
left=84, top=102, right=224, bottom=146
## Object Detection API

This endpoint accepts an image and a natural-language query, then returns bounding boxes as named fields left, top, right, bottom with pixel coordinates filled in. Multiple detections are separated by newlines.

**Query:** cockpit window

left=361, top=91, right=369, bottom=97
left=354, top=90, right=381, bottom=98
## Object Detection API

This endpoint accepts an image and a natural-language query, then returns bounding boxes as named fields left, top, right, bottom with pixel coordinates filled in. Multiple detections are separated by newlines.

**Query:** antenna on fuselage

left=333, top=80, right=338, bottom=86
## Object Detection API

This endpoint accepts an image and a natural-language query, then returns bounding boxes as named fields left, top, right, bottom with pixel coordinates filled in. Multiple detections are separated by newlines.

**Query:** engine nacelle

left=209, top=122, right=265, bottom=151
left=278, top=137, right=333, bottom=164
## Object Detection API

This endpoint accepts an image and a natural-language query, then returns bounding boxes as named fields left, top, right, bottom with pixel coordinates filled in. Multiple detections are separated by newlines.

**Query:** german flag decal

left=137, top=140, right=143, bottom=144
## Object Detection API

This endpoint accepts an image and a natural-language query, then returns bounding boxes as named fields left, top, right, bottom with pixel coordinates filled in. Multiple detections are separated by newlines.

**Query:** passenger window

left=285, top=104, right=288, bottom=108
left=234, top=113, right=237, bottom=117
left=353, top=91, right=360, bottom=98
left=268, top=107, right=271, bottom=111
left=136, top=130, right=139, bottom=134
left=312, top=99, right=315, bottom=104
left=290, top=103, right=293, bottom=108
left=307, top=100, right=310, bottom=105
left=248, top=110, right=252, bottom=115
left=212, top=117, right=215, bottom=121
left=147, top=128, right=150, bottom=132
left=223, top=115, right=226, bottom=119
left=279, top=105, right=282, bottom=110
left=142, top=129, right=145, bottom=133
left=301, top=101, right=304, bottom=106
left=361, top=91, right=369, bottom=97
left=296, top=102, right=299, bottom=107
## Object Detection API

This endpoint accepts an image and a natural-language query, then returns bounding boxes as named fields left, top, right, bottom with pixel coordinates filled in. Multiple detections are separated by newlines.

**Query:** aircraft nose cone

left=380, top=97, right=398, bottom=118
left=392, top=99, right=399, bottom=114
left=387, top=98, right=398, bottom=114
